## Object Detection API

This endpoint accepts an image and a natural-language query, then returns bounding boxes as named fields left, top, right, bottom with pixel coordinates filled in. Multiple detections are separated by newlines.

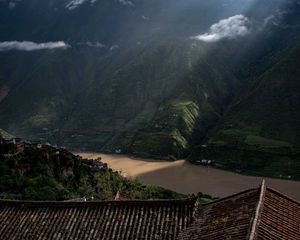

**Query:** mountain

left=0, top=0, right=300, bottom=178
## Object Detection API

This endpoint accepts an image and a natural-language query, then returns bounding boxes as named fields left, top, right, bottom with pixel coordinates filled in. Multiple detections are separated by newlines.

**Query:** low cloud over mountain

left=66, top=0, right=97, bottom=10
left=192, top=15, right=250, bottom=43
left=0, top=41, right=69, bottom=51
left=77, top=41, right=105, bottom=48
left=119, top=0, right=134, bottom=7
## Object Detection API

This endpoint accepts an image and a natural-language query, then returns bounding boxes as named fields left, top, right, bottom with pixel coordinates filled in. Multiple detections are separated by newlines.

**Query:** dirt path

left=78, top=152, right=300, bottom=200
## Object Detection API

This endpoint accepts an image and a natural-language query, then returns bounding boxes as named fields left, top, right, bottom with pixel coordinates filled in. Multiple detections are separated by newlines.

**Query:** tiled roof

left=178, top=180, right=300, bottom=240
left=0, top=198, right=196, bottom=240
left=256, top=187, right=300, bottom=240
left=178, top=188, right=261, bottom=240
left=1, top=181, right=299, bottom=240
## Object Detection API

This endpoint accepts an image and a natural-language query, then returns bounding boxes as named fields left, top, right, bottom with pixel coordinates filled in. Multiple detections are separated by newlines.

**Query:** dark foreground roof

left=256, top=187, right=300, bottom=240
left=178, top=188, right=260, bottom=239
left=0, top=198, right=196, bottom=240
left=178, top=180, right=300, bottom=240
left=1, top=181, right=299, bottom=240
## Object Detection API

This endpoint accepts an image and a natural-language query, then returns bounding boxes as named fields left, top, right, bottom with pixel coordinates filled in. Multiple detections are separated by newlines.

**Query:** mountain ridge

left=0, top=0, right=300, bottom=178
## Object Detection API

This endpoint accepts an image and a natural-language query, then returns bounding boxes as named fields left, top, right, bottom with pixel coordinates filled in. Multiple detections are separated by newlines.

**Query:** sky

left=0, top=0, right=291, bottom=51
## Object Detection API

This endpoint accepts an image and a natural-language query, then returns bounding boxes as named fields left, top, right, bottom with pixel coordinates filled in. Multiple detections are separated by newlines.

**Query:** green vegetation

left=100, top=99, right=202, bottom=160
left=200, top=194, right=217, bottom=205
left=0, top=145, right=185, bottom=201
left=189, top=143, right=300, bottom=180
left=128, top=100, right=200, bottom=159
left=1, top=0, right=300, bottom=180
left=0, top=129, right=13, bottom=139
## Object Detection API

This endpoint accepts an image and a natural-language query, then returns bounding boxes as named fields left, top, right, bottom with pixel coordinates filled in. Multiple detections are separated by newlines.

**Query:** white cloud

left=8, top=2, right=16, bottom=9
left=263, top=15, right=276, bottom=27
left=192, top=15, right=250, bottom=43
left=77, top=41, right=105, bottom=48
left=119, top=0, right=134, bottom=7
left=110, top=45, right=119, bottom=51
left=66, top=0, right=97, bottom=10
left=0, top=41, right=70, bottom=51
left=263, top=10, right=289, bottom=28
left=141, top=15, right=149, bottom=21
left=3, top=0, right=22, bottom=9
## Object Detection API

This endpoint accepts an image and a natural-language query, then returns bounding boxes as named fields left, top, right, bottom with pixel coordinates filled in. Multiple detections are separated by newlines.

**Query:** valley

left=0, top=0, right=300, bottom=199
left=1, top=1, right=300, bottom=238
left=79, top=152, right=300, bottom=201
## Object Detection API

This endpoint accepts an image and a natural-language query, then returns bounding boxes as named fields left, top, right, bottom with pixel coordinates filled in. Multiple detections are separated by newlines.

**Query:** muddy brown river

left=79, top=153, right=300, bottom=201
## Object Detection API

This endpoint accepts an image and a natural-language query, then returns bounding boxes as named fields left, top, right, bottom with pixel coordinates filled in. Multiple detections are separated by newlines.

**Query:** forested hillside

left=0, top=0, right=300, bottom=177
left=0, top=134, right=185, bottom=200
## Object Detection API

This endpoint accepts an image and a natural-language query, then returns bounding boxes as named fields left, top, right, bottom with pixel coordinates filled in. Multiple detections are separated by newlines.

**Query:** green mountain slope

left=0, top=0, right=300, bottom=178
left=214, top=45, right=300, bottom=147
left=189, top=16, right=300, bottom=179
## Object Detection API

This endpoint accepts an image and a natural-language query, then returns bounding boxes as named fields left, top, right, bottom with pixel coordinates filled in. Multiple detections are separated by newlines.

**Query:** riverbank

left=78, top=152, right=300, bottom=201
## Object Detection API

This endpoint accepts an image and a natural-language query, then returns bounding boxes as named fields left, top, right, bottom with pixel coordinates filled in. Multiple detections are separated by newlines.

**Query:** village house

left=37, top=143, right=42, bottom=149
left=0, top=136, right=24, bottom=155
left=195, top=159, right=215, bottom=166
left=115, top=149, right=122, bottom=154
left=2, top=136, right=13, bottom=144
left=14, top=138, right=24, bottom=152
left=0, top=180, right=299, bottom=239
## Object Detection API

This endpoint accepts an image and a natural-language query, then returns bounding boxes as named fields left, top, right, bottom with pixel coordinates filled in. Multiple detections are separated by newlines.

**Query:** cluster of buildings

left=0, top=135, right=108, bottom=173
left=84, top=158, right=108, bottom=172
left=1, top=137, right=47, bottom=154
left=0, top=136, right=25, bottom=155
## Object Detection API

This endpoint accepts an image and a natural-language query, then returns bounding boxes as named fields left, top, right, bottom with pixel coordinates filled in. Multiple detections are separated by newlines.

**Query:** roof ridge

left=248, top=179, right=266, bottom=240
left=0, top=197, right=198, bottom=207
left=266, top=186, right=300, bottom=206
left=0, top=197, right=195, bottom=239
left=202, top=187, right=259, bottom=206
